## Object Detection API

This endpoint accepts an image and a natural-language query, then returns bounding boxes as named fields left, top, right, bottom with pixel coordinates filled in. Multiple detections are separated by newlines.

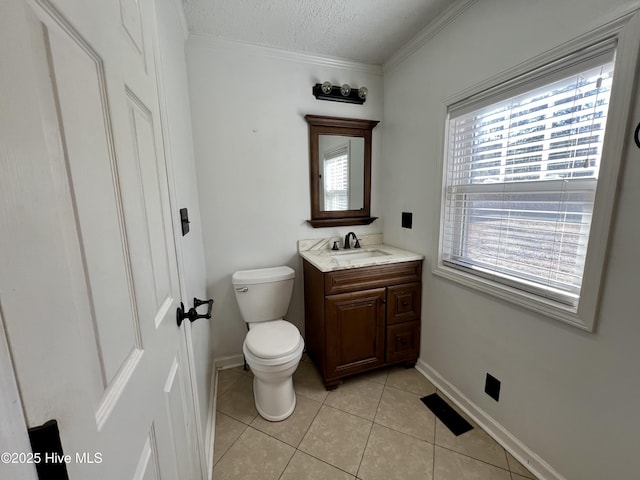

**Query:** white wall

left=186, top=38, right=383, bottom=358
left=381, top=1, right=640, bottom=479
left=154, top=0, right=210, bottom=449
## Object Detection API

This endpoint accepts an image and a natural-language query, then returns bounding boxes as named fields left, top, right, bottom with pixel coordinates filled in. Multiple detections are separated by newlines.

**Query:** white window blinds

left=323, top=146, right=349, bottom=210
left=441, top=44, right=615, bottom=307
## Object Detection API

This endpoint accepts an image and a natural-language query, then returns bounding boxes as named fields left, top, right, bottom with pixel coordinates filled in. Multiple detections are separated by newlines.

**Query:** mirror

left=305, top=115, right=379, bottom=228
left=318, top=135, right=364, bottom=211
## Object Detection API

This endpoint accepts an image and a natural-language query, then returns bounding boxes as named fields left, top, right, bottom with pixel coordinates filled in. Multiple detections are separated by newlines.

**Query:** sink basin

left=329, top=249, right=391, bottom=261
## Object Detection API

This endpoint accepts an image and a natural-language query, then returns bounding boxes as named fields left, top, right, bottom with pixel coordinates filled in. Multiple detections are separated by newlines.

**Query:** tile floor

left=213, top=355, right=539, bottom=480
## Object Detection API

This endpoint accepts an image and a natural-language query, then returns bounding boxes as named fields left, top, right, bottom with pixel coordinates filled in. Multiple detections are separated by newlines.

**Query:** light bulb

left=340, top=84, right=351, bottom=96
left=358, top=86, right=368, bottom=99
left=321, top=82, right=332, bottom=94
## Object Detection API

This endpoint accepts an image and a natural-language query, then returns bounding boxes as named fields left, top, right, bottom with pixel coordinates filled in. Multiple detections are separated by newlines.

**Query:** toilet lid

left=245, top=320, right=301, bottom=359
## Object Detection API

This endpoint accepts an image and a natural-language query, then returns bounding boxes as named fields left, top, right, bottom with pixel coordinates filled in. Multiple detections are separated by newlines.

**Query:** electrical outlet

left=485, top=373, right=501, bottom=402
left=402, top=211, right=413, bottom=229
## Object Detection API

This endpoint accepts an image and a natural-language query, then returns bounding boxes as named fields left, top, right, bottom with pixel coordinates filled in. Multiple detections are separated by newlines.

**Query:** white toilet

left=232, top=266, right=304, bottom=421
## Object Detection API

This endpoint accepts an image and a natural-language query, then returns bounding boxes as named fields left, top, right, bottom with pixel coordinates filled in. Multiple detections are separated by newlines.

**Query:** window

left=435, top=32, right=635, bottom=331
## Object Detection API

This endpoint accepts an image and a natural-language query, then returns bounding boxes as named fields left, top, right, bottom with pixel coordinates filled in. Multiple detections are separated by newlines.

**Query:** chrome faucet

left=344, top=232, right=361, bottom=249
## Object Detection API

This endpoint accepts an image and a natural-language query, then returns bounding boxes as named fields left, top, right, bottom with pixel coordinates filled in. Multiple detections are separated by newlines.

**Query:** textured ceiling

left=182, top=0, right=454, bottom=65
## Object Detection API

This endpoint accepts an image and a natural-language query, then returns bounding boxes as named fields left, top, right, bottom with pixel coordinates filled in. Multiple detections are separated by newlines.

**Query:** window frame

left=433, top=13, right=640, bottom=331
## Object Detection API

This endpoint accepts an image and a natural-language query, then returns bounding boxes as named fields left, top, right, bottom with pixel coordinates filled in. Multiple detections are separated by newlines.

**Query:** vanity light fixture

left=312, top=82, right=368, bottom=104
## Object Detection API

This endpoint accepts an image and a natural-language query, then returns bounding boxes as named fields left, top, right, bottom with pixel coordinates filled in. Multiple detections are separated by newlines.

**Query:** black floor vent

left=421, top=393, right=473, bottom=436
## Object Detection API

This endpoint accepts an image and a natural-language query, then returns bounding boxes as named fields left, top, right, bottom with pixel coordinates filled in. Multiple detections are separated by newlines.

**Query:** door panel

left=46, top=12, right=140, bottom=386
left=126, top=90, right=175, bottom=318
left=120, top=0, right=145, bottom=57
left=164, top=345, right=198, bottom=480
left=132, top=431, right=162, bottom=480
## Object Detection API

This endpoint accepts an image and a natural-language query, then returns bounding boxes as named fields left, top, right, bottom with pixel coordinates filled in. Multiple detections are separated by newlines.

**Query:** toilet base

left=253, top=375, right=296, bottom=421
left=243, top=330, right=304, bottom=422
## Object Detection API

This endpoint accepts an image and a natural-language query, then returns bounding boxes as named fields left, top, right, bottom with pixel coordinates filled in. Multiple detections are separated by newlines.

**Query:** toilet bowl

left=243, top=320, right=304, bottom=420
left=232, top=266, right=303, bottom=421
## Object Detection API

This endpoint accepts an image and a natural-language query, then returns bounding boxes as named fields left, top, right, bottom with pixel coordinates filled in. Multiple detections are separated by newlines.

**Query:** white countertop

left=298, top=234, right=424, bottom=272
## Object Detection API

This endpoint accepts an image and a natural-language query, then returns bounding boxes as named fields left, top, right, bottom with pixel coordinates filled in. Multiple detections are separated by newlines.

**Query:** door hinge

left=28, top=419, right=70, bottom=480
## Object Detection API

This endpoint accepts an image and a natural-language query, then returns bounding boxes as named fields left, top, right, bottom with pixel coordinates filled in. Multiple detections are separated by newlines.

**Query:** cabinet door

left=387, top=282, right=422, bottom=325
left=325, top=288, right=386, bottom=379
left=386, top=321, right=420, bottom=363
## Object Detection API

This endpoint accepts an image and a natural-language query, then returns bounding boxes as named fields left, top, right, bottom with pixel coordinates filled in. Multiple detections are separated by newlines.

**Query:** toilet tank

left=232, top=266, right=295, bottom=323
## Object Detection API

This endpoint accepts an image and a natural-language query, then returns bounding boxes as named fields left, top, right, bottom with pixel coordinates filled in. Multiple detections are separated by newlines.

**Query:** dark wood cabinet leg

left=324, top=380, right=341, bottom=391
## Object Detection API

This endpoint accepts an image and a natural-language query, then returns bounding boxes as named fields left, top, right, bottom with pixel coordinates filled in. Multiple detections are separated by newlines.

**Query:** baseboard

left=415, top=358, right=566, bottom=480
left=204, top=354, right=246, bottom=479
left=214, top=354, right=245, bottom=371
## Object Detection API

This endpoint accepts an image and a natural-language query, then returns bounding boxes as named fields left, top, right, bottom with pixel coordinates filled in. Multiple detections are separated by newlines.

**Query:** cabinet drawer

left=325, top=261, right=422, bottom=295
left=386, top=321, right=420, bottom=363
left=386, top=282, right=422, bottom=325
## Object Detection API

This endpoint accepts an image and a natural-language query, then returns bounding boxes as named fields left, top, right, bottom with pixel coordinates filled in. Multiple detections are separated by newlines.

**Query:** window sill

left=432, top=263, right=595, bottom=332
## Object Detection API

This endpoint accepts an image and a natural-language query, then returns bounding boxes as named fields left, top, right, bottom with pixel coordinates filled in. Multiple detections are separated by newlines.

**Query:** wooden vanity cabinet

left=302, top=259, right=422, bottom=390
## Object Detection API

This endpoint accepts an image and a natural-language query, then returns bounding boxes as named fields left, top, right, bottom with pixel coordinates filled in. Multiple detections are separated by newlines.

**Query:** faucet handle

left=332, top=241, right=339, bottom=250
left=354, top=237, right=361, bottom=248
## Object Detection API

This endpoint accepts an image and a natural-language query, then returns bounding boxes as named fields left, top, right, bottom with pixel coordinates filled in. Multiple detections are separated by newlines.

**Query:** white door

left=0, top=313, right=38, bottom=480
left=0, top=0, right=203, bottom=478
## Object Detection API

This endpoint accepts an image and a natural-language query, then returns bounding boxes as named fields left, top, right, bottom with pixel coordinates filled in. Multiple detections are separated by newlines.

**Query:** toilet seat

left=244, top=320, right=304, bottom=366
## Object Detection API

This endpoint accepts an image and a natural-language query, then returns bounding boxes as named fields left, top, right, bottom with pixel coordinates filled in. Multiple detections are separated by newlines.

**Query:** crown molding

left=187, top=34, right=383, bottom=75
left=383, top=0, right=478, bottom=74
